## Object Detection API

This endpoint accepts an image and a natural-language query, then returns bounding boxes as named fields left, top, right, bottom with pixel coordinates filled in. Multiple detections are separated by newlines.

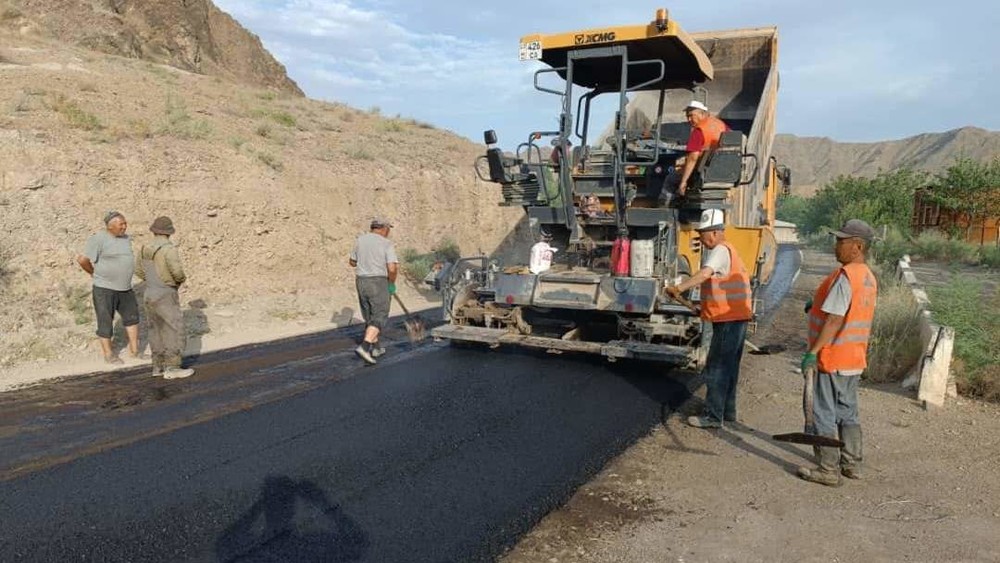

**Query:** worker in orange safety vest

left=798, top=219, right=878, bottom=487
left=665, top=208, right=752, bottom=428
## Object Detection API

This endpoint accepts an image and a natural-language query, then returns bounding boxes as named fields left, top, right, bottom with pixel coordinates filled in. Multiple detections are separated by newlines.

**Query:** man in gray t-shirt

left=349, top=217, right=399, bottom=364
left=76, top=211, right=141, bottom=364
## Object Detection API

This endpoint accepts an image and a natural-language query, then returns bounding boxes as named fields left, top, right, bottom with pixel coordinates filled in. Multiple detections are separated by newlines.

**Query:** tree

left=795, top=168, right=925, bottom=236
left=775, top=194, right=809, bottom=225
left=926, top=157, right=1000, bottom=240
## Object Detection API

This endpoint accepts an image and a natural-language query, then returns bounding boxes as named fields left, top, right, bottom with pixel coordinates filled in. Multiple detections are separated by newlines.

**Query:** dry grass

left=377, top=119, right=406, bottom=133
left=345, top=146, right=375, bottom=161
left=62, top=284, right=92, bottom=325
left=865, top=273, right=924, bottom=383
left=49, top=94, right=102, bottom=130
left=0, top=4, right=22, bottom=21
left=257, top=151, right=283, bottom=171
left=160, top=95, right=211, bottom=139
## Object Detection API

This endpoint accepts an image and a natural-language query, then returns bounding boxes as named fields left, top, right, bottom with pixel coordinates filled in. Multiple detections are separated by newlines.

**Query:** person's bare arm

left=665, top=266, right=712, bottom=296
left=76, top=255, right=94, bottom=275
left=678, top=150, right=702, bottom=195
left=387, top=262, right=398, bottom=283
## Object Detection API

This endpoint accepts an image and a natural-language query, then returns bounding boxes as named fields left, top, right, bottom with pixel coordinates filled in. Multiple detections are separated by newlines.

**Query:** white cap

left=685, top=100, right=708, bottom=112
left=695, top=208, right=725, bottom=231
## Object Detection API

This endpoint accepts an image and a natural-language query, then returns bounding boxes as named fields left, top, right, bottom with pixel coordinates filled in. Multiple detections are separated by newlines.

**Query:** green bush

left=870, top=228, right=910, bottom=265
left=928, top=280, right=1000, bottom=402
left=775, top=194, right=810, bottom=226
left=912, top=231, right=978, bottom=264
left=979, top=245, right=1000, bottom=268
left=797, top=168, right=925, bottom=236
left=871, top=230, right=992, bottom=267
left=400, top=238, right=461, bottom=283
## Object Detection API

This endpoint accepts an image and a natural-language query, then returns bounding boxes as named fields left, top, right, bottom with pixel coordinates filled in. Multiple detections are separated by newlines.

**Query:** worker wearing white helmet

left=664, top=208, right=753, bottom=428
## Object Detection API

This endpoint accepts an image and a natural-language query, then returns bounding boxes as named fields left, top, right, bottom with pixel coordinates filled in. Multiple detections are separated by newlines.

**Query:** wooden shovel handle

left=803, top=366, right=816, bottom=430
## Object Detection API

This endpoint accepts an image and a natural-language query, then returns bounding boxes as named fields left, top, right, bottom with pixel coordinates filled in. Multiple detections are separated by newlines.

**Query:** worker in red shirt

left=662, top=101, right=730, bottom=204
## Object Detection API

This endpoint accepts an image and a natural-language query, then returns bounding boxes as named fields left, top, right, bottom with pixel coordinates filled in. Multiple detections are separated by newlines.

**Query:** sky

left=215, top=0, right=999, bottom=148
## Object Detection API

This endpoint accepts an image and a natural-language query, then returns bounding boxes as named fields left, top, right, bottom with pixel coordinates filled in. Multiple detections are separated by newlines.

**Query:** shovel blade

left=403, top=317, right=426, bottom=342
left=771, top=432, right=845, bottom=448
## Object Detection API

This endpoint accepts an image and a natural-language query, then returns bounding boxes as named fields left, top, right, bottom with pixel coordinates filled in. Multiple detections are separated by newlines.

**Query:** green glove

left=388, top=282, right=397, bottom=295
left=803, top=299, right=813, bottom=314
left=801, top=352, right=817, bottom=372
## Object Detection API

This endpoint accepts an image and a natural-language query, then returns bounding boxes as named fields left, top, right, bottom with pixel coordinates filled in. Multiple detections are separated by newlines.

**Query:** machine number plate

left=519, top=40, right=542, bottom=61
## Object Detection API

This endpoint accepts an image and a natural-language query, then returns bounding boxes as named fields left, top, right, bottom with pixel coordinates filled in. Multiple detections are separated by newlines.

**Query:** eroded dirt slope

left=0, top=32, right=527, bottom=374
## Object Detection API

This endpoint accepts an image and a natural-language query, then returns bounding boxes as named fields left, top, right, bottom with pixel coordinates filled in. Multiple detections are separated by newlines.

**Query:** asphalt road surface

left=0, top=246, right=798, bottom=562
left=1, top=343, right=695, bottom=562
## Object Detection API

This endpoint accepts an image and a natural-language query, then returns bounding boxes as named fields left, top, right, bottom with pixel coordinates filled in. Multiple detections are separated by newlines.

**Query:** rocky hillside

left=773, top=127, right=1000, bottom=195
left=0, top=29, right=527, bottom=369
left=0, top=0, right=302, bottom=94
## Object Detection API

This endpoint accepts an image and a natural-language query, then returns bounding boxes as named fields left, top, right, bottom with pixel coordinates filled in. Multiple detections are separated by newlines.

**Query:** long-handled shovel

left=392, top=293, right=426, bottom=342
left=772, top=366, right=845, bottom=448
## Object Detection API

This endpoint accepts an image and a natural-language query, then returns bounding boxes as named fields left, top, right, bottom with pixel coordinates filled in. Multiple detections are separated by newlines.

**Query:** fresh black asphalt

left=0, top=346, right=693, bottom=562
left=0, top=245, right=798, bottom=562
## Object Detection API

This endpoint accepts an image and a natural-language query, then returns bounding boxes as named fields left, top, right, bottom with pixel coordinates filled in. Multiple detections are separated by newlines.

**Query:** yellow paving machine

left=432, top=8, right=790, bottom=368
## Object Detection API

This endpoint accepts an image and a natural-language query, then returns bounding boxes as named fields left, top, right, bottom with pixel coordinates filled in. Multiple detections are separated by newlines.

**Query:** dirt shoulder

left=0, top=283, right=441, bottom=392
left=502, top=248, right=1000, bottom=563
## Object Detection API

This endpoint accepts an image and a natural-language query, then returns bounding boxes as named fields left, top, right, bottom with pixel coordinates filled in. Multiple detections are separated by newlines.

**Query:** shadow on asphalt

left=215, top=475, right=370, bottom=563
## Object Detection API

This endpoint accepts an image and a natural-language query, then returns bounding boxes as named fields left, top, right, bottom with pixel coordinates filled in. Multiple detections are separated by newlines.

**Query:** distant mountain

left=773, top=127, right=1000, bottom=195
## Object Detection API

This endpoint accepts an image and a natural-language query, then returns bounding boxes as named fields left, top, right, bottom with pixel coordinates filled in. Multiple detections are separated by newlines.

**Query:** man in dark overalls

left=136, top=216, right=194, bottom=379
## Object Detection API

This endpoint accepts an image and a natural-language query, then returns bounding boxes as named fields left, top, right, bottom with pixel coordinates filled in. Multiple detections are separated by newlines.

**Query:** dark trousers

left=703, top=320, right=748, bottom=422
left=356, top=276, right=390, bottom=330
left=144, top=288, right=185, bottom=368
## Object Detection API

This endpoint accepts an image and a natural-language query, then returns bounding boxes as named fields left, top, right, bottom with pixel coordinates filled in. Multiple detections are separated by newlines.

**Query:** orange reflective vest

left=808, top=262, right=878, bottom=373
left=694, top=115, right=729, bottom=150
left=700, top=241, right=753, bottom=322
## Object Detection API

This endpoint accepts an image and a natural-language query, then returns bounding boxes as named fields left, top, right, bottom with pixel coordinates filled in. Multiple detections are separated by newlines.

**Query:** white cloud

left=215, top=0, right=524, bottom=114
left=215, top=0, right=1000, bottom=144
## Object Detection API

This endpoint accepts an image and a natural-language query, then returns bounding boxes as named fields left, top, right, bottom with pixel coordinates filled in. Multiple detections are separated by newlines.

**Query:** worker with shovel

left=665, top=209, right=753, bottom=429
left=349, top=217, right=399, bottom=365
left=797, top=219, right=877, bottom=486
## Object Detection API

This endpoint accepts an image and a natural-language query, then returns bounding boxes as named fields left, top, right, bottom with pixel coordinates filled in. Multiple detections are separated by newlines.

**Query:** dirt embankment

left=502, top=248, right=1000, bottom=563
left=0, top=32, right=528, bottom=386
left=2, top=0, right=302, bottom=94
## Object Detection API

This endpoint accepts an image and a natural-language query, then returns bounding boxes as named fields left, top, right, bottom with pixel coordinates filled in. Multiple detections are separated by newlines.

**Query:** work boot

left=839, top=424, right=863, bottom=479
left=355, top=344, right=376, bottom=365
left=371, top=344, right=386, bottom=358
left=686, top=416, right=722, bottom=429
left=162, top=367, right=194, bottom=380
left=797, top=446, right=843, bottom=487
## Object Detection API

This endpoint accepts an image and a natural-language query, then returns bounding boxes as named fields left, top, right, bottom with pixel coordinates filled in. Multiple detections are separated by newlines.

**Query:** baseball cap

left=370, top=217, right=394, bottom=229
left=685, top=100, right=708, bottom=112
left=695, top=208, right=725, bottom=231
left=830, top=219, right=875, bottom=241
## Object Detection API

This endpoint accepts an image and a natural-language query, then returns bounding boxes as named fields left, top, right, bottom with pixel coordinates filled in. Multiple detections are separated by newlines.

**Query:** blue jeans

left=703, top=320, right=748, bottom=422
